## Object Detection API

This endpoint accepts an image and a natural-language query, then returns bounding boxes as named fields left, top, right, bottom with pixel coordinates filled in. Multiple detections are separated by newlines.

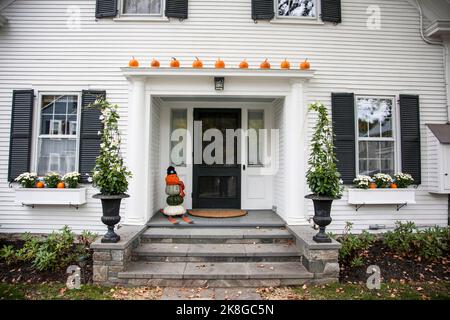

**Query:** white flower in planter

left=353, top=175, right=372, bottom=189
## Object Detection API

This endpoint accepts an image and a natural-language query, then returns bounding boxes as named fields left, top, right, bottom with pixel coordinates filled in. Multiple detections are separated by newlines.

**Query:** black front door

left=192, top=109, right=241, bottom=209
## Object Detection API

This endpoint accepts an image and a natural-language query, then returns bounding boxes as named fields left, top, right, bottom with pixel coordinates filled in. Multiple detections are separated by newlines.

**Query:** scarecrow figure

left=161, top=166, right=193, bottom=224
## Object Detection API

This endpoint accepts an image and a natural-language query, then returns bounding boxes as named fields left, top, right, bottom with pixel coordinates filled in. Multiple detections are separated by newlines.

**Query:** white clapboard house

left=0, top=0, right=449, bottom=235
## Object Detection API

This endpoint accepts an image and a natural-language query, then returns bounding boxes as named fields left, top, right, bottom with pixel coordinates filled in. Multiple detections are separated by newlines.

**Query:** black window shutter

left=165, top=0, right=188, bottom=20
left=79, top=90, right=106, bottom=183
left=8, top=90, right=34, bottom=182
left=252, top=0, right=274, bottom=21
left=331, top=93, right=355, bottom=184
left=321, top=0, right=342, bottom=23
left=95, top=0, right=118, bottom=18
left=399, top=95, right=421, bottom=185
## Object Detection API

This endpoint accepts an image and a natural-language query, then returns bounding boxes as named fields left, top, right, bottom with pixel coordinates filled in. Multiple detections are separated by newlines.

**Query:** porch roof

left=121, top=67, right=315, bottom=80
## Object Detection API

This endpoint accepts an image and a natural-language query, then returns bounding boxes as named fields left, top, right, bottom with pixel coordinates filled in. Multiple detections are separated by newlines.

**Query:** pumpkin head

left=239, top=59, right=249, bottom=69
left=192, top=57, right=203, bottom=68
left=260, top=59, right=271, bottom=69
left=36, top=181, right=45, bottom=188
left=300, top=59, right=310, bottom=70
left=151, top=58, right=160, bottom=68
left=170, top=57, right=180, bottom=68
left=280, top=59, right=290, bottom=69
left=215, top=58, right=225, bottom=69
left=57, top=182, right=65, bottom=189
left=128, top=56, right=139, bottom=68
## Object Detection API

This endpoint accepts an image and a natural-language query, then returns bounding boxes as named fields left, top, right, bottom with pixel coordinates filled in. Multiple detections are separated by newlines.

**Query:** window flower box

left=15, top=188, right=87, bottom=207
left=348, top=188, right=416, bottom=211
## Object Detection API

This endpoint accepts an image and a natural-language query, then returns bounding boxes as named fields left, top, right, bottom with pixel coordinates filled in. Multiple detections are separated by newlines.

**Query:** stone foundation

left=91, top=225, right=146, bottom=286
left=287, top=225, right=341, bottom=283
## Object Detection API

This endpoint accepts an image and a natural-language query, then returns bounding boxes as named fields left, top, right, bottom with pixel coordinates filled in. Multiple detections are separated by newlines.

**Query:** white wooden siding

left=0, top=0, right=448, bottom=233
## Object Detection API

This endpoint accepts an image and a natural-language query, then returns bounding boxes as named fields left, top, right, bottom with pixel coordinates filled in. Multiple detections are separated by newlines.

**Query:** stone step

left=141, top=227, right=294, bottom=244
left=117, top=261, right=314, bottom=287
left=132, top=242, right=301, bottom=262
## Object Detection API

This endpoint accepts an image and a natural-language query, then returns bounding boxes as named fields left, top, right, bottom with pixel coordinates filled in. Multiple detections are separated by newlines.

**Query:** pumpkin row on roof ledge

left=128, top=57, right=311, bottom=70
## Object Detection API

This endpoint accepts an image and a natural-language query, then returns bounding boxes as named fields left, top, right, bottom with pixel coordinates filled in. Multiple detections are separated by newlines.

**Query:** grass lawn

left=1, top=281, right=449, bottom=300
left=260, top=281, right=450, bottom=300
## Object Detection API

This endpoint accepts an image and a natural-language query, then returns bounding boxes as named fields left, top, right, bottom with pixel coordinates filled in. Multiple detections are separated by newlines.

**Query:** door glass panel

left=200, top=111, right=239, bottom=165
left=198, top=176, right=237, bottom=198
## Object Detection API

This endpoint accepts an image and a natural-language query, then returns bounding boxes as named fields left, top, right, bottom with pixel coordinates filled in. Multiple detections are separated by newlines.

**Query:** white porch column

left=284, top=80, right=309, bottom=225
left=124, top=78, right=147, bottom=225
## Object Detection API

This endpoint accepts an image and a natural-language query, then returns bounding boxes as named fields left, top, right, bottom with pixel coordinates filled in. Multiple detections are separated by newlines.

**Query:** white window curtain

left=123, top=0, right=162, bottom=15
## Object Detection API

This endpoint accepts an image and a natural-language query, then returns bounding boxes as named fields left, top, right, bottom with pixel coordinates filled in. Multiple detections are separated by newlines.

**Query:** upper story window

left=276, top=0, right=318, bottom=19
left=36, top=94, right=80, bottom=176
left=122, top=0, right=163, bottom=16
left=356, top=96, right=396, bottom=176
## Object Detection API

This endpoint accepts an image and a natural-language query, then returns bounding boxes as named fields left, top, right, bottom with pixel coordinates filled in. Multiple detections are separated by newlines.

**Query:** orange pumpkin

left=170, top=57, right=180, bottom=68
left=128, top=56, right=139, bottom=68
left=192, top=57, right=203, bottom=68
left=300, top=59, right=310, bottom=70
left=280, top=59, right=290, bottom=69
left=166, top=174, right=180, bottom=185
left=215, top=58, right=225, bottom=69
left=390, top=183, right=398, bottom=189
left=150, top=58, right=160, bottom=68
left=57, top=182, right=65, bottom=189
left=260, top=59, right=271, bottom=69
left=239, top=59, right=249, bottom=69
left=36, top=181, right=45, bottom=188
left=369, top=182, right=377, bottom=189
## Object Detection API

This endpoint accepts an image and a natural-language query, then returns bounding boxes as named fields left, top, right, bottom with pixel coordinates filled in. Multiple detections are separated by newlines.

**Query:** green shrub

left=0, top=245, right=17, bottom=265
left=0, top=226, right=97, bottom=271
left=383, top=221, right=449, bottom=261
left=334, top=222, right=376, bottom=266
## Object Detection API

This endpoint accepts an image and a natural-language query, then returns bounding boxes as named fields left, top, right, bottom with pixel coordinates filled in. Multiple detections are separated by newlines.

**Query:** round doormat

left=188, top=209, right=248, bottom=218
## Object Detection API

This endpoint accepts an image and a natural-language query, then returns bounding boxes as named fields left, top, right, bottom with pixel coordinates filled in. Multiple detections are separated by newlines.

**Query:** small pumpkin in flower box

left=239, top=59, right=249, bottom=69
left=280, top=59, right=290, bottom=69
left=150, top=58, right=160, bottom=68
left=369, top=182, right=377, bottom=189
left=260, top=59, right=271, bottom=69
left=170, top=57, right=180, bottom=68
left=215, top=58, right=225, bottom=69
left=57, top=182, right=65, bottom=189
left=36, top=181, right=45, bottom=188
left=192, top=57, right=203, bottom=68
left=128, top=56, right=139, bottom=68
left=390, top=183, right=398, bottom=189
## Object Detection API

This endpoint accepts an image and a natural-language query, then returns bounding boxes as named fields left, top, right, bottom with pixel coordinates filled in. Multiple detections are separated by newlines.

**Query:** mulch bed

left=340, top=240, right=450, bottom=283
left=0, top=239, right=93, bottom=285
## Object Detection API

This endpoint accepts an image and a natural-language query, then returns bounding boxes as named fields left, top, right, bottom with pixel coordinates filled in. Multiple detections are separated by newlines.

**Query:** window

left=122, top=0, right=163, bottom=16
left=170, top=109, right=187, bottom=166
left=248, top=110, right=265, bottom=166
left=276, top=0, right=318, bottom=19
left=356, top=96, right=396, bottom=176
left=36, top=94, right=80, bottom=176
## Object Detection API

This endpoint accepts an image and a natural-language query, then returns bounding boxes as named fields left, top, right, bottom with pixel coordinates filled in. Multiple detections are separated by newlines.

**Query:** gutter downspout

left=415, top=0, right=449, bottom=123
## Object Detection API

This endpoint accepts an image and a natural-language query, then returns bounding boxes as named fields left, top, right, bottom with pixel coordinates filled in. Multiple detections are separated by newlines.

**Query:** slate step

left=118, top=261, right=313, bottom=287
left=132, top=242, right=301, bottom=262
left=141, top=227, right=294, bottom=244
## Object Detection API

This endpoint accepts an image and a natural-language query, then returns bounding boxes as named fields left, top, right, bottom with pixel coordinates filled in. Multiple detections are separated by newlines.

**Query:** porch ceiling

left=121, top=67, right=315, bottom=80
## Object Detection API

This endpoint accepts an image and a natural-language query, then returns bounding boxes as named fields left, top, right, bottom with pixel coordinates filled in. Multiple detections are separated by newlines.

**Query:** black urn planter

left=305, top=194, right=337, bottom=243
left=93, top=193, right=129, bottom=243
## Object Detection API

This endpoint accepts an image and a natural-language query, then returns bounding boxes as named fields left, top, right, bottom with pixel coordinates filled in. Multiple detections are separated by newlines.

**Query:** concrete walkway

left=161, top=287, right=262, bottom=300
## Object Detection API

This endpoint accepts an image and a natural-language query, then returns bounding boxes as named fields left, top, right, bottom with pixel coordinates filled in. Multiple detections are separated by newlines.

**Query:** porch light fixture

left=214, top=77, right=224, bottom=91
